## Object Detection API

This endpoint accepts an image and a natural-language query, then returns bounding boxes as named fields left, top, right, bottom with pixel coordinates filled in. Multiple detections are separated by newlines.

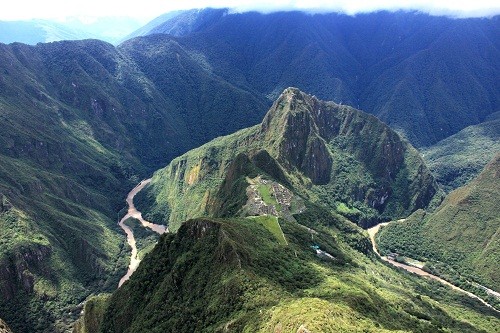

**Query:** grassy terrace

left=248, top=215, right=287, bottom=245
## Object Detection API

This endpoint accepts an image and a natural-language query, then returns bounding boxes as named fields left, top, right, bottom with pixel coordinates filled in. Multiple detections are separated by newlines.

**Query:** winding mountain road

left=368, top=222, right=499, bottom=312
left=118, top=179, right=167, bottom=287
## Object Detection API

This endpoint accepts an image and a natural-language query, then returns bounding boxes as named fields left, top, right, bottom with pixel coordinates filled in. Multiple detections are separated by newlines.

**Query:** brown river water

left=118, top=179, right=167, bottom=287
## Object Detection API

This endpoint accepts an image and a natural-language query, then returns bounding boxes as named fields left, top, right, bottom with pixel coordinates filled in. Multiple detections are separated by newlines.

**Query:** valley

left=72, top=88, right=499, bottom=333
left=368, top=222, right=499, bottom=312
left=0, top=7, right=498, bottom=333
left=117, top=179, right=167, bottom=287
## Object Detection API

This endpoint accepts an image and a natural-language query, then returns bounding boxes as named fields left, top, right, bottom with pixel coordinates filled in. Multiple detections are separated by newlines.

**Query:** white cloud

left=1, top=0, right=499, bottom=21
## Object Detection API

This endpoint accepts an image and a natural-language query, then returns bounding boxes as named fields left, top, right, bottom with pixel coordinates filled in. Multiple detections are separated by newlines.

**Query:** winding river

left=118, top=179, right=168, bottom=287
left=368, top=222, right=499, bottom=312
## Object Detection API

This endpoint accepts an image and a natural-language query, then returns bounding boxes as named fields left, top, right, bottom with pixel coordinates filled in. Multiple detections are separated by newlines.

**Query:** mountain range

left=0, top=18, right=144, bottom=45
left=0, top=8, right=498, bottom=333
left=74, top=89, right=499, bottom=332
left=128, top=8, right=500, bottom=147
left=0, top=36, right=265, bottom=332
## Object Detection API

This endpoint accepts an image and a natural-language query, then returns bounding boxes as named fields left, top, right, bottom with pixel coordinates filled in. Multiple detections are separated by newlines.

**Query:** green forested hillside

left=0, top=10, right=498, bottom=332
left=0, top=40, right=141, bottom=330
left=0, top=38, right=266, bottom=332
left=77, top=213, right=499, bottom=332
left=422, top=115, right=500, bottom=192
left=137, top=88, right=439, bottom=230
left=377, top=154, right=500, bottom=294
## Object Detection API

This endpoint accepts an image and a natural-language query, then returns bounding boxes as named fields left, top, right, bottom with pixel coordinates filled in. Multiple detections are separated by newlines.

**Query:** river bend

left=118, top=179, right=167, bottom=287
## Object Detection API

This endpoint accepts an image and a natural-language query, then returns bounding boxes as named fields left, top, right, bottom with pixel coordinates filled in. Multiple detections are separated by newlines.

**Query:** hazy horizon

left=1, top=0, right=499, bottom=23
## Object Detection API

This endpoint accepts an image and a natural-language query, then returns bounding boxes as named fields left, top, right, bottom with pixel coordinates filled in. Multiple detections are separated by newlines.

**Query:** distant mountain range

left=0, top=17, right=144, bottom=44
left=126, top=8, right=500, bottom=147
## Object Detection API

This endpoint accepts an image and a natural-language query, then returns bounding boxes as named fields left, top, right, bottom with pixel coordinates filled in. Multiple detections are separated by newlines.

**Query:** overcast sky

left=1, top=0, right=499, bottom=22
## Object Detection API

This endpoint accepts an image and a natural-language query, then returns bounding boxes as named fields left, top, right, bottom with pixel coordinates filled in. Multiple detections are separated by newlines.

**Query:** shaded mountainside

left=76, top=215, right=500, bottom=332
left=128, top=9, right=500, bottom=147
left=137, top=88, right=439, bottom=230
left=422, top=114, right=500, bottom=192
left=377, top=154, right=500, bottom=294
left=0, top=38, right=266, bottom=332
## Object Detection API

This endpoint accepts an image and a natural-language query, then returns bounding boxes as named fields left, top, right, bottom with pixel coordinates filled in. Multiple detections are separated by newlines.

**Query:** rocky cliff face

left=261, top=88, right=439, bottom=224
left=0, top=243, right=51, bottom=301
left=262, top=96, right=333, bottom=185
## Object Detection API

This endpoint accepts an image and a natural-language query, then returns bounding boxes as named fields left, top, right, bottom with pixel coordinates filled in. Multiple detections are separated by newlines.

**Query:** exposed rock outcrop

left=0, top=244, right=51, bottom=300
left=0, top=318, right=13, bottom=333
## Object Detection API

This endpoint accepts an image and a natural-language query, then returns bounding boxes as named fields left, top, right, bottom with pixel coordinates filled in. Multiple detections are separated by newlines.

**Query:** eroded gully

left=118, top=179, right=168, bottom=287
left=367, top=222, right=499, bottom=313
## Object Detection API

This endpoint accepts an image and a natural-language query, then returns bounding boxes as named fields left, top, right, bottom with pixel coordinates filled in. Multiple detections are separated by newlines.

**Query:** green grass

left=335, top=202, right=361, bottom=215
left=248, top=215, right=287, bottom=245
left=257, top=183, right=283, bottom=212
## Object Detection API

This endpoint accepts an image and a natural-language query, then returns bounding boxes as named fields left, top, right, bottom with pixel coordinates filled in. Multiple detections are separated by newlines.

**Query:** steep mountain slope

left=129, top=10, right=500, bottom=147
left=150, top=9, right=224, bottom=36
left=0, top=40, right=145, bottom=332
left=377, top=154, right=500, bottom=294
left=422, top=114, right=500, bottom=192
left=122, top=11, right=186, bottom=41
left=137, top=88, right=439, bottom=230
left=76, top=215, right=500, bottom=332
left=117, top=36, right=267, bottom=146
left=0, top=38, right=266, bottom=332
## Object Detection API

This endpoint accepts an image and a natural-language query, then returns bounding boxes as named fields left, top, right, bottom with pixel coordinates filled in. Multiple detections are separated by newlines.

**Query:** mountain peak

left=261, top=87, right=321, bottom=134
left=260, top=88, right=333, bottom=184
left=277, top=87, right=320, bottom=113
left=259, top=87, right=438, bottom=220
